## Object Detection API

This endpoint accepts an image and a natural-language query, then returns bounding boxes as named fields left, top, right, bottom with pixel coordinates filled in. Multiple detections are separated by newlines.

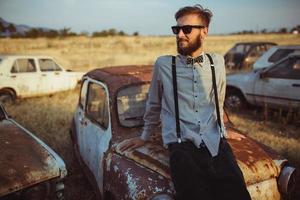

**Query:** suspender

left=171, top=54, right=222, bottom=143
left=172, top=56, right=182, bottom=143
left=206, top=53, right=222, bottom=133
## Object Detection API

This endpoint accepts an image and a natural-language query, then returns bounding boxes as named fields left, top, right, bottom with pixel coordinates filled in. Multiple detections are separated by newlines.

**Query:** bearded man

left=120, top=4, right=251, bottom=200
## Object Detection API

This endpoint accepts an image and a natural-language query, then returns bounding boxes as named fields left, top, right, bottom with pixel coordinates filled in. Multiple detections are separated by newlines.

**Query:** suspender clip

left=177, top=138, right=182, bottom=143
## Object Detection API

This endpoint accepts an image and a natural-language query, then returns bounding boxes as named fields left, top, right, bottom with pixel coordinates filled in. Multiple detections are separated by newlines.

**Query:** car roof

left=85, top=65, right=153, bottom=93
left=269, top=45, right=300, bottom=50
left=234, top=42, right=277, bottom=45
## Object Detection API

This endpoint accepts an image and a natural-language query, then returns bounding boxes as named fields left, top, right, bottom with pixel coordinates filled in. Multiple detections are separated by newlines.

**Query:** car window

left=266, top=57, right=300, bottom=80
left=11, top=59, right=36, bottom=73
left=249, top=45, right=267, bottom=57
left=268, top=49, right=295, bottom=63
left=39, top=59, right=63, bottom=72
left=266, top=44, right=276, bottom=50
left=117, top=84, right=150, bottom=127
left=86, top=82, right=109, bottom=129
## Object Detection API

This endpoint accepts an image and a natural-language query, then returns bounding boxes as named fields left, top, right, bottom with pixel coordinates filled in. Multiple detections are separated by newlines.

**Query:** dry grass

left=1, top=34, right=299, bottom=71
left=1, top=34, right=300, bottom=199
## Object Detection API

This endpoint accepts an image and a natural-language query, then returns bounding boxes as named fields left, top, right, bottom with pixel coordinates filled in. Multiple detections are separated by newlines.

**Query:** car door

left=9, top=58, right=40, bottom=97
left=74, top=78, right=111, bottom=196
left=38, top=58, right=66, bottom=93
left=254, top=57, right=300, bottom=109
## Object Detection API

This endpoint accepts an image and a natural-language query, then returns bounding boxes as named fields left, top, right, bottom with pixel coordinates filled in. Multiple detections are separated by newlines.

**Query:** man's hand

left=225, top=132, right=246, bottom=141
left=119, top=137, right=146, bottom=152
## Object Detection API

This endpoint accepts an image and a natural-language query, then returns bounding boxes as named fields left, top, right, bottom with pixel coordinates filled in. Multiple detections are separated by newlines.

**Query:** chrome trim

left=278, top=165, right=296, bottom=194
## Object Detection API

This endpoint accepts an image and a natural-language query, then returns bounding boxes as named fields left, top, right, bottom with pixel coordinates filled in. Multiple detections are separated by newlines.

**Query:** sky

left=0, top=0, right=299, bottom=35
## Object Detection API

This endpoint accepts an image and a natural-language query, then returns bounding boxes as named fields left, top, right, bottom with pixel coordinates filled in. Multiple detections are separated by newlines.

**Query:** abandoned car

left=70, top=65, right=296, bottom=200
left=253, top=45, right=300, bottom=70
left=224, top=42, right=276, bottom=70
left=0, top=104, right=67, bottom=200
left=225, top=53, right=300, bottom=110
left=0, top=55, right=84, bottom=103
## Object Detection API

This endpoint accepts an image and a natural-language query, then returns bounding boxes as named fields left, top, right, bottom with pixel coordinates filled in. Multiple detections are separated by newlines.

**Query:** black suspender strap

left=171, top=56, right=182, bottom=143
left=206, top=53, right=222, bottom=133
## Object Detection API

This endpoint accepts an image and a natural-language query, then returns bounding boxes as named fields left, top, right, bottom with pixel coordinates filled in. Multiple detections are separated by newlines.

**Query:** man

left=120, top=4, right=251, bottom=200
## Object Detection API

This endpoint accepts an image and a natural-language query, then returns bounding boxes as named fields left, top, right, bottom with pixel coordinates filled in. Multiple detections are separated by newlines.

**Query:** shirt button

left=196, top=110, right=198, bottom=112
left=194, top=81, right=197, bottom=83
left=195, top=95, right=198, bottom=98
left=193, top=67, right=196, bottom=70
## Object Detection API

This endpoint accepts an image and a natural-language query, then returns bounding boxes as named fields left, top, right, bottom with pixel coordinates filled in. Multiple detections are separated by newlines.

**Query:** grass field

left=1, top=34, right=300, bottom=199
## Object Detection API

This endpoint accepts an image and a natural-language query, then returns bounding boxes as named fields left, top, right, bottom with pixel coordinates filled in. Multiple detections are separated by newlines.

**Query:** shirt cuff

left=140, top=130, right=151, bottom=141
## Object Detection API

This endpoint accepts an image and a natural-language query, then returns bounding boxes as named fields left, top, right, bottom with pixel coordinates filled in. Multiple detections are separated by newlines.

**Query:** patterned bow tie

left=186, top=55, right=204, bottom=65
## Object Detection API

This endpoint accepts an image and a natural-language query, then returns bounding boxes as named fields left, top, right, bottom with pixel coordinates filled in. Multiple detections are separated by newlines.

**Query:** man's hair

left=175, top=4, right=213, bottom=27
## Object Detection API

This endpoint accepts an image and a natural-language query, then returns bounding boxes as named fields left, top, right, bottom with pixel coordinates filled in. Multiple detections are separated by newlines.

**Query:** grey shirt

left=141, top=52, right=226, bottom=157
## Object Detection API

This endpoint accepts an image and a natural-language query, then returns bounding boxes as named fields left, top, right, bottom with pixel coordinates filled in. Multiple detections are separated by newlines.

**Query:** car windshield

left=117, top=83, right=150, bottom=127
left=268, top=49, right=297, bottom=63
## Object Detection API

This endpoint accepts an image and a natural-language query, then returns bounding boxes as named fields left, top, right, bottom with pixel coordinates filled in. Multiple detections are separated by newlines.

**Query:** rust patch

left=227, top=127, right=280, bottom=185
left=0, top=121, right=60, bottom=196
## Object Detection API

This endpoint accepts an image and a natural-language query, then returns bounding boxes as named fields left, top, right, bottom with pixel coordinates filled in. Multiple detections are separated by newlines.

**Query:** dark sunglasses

left=171, top=25, right=205, bottom=34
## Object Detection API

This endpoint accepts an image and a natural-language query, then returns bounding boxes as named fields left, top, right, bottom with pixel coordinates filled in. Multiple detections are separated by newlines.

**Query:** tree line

left=231, top=25, right=300, bottom=35
left=0, top=22, right=139, bottom=38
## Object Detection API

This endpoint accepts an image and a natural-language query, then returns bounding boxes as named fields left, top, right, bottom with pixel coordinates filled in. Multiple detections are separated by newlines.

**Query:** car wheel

left=0, top=92, right=15, bottom=104
left=225, top=90, right=246, bottom=110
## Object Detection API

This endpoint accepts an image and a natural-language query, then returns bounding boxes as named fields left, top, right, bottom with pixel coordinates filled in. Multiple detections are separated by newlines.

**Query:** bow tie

left=186, top=55, right=204, bottom=65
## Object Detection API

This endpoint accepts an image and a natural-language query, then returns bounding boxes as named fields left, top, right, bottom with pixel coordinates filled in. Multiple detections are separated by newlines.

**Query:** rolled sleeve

left=141, top=59, right=163, bottom=141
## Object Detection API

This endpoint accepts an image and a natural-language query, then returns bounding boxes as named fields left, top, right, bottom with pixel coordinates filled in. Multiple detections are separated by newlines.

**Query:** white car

left=226, top=53, right=300, bottom=110
left=253, top=45, right=300, bottom=70
left=0, top=55, right=84, bottom=103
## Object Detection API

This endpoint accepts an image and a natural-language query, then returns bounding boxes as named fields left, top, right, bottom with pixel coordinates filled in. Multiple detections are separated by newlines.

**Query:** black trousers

left=169, top=138, right=251, bottom=200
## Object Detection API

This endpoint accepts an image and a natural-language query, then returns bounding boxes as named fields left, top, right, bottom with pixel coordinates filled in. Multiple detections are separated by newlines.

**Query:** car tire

left=0, top=91, right=15, bottom=104
left=225, top=89, right=247, bottom=110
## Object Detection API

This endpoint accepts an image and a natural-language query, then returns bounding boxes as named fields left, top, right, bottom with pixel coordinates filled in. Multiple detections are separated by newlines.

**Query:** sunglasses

left=171, top=25, right=205, bottom=35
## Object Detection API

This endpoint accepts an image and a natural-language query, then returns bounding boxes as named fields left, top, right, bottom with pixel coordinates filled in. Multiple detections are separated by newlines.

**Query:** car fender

left=104, top=152, right=174, bottom=200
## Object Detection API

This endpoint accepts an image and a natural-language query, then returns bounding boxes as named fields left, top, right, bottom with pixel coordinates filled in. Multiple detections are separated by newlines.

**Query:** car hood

left=0, top=120, right=62, bottom=196
left=227, top=72, right=256, bottom=84
left=116, top=128, right=282, bottom=186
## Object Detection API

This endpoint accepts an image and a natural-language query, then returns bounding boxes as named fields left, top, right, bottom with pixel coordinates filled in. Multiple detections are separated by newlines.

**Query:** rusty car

left=224, top=42, right=276, bottom=70
left=70, top=65, right=296, bottom=200
left=0, top=104, right=67, bottom=200
left=0, top=55, right=84, bottom=103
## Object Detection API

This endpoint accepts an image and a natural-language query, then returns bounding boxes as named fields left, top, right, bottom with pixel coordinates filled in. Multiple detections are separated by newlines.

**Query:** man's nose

left=177, top=29, right=185, bottom=38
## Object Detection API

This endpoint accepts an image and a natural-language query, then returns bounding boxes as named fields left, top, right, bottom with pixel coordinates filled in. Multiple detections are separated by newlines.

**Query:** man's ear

left=202, top=27, right=208, bottom=39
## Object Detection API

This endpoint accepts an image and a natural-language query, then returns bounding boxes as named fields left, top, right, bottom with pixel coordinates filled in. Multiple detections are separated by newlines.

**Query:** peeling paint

left=125, top=169, right=139, bottom=199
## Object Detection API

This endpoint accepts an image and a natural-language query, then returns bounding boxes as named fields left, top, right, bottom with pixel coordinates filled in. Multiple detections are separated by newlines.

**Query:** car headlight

left=278, top=165, right=296, bottom=194
left=151, top=194, right=174, bottom=200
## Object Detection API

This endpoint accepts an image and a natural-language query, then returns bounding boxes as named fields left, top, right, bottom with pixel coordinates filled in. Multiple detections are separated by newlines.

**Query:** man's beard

left=177, top=36, right=202, bottom=56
